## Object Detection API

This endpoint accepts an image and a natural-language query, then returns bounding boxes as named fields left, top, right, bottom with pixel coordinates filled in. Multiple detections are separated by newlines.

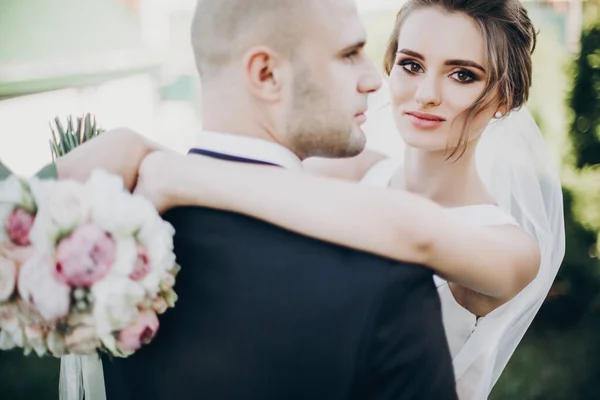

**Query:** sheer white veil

left=364, top=82, right=566, bottom=397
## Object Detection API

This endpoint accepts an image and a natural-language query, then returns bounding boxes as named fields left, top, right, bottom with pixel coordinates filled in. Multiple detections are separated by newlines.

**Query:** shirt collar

left=192, top=130, right=303, bottom=171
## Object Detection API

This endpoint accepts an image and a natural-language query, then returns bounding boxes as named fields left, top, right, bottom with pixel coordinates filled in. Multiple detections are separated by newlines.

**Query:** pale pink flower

left=65, top=325, right=100, bottom=355
left=6, top=208, right=35, bottom=246
left=46, top=330, right=67, bottom=356
left=159, top=273, right=176, bottom=292
left=0, top=252, right=17, bottom=302
left=24, top=324, right=48, bottom=356
left=55, top=224, right=115, bottom=287
left=128, top=244, right=150, bottom=281
left=18, top=252, right=71, bottom=321
left=151, top=296, right=168, bottom=315
left=116, top=311, right=159, bottom=352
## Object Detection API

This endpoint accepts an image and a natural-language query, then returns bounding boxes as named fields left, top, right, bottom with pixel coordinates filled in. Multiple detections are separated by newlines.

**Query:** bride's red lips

left=405, top=111, right=446, bottom=129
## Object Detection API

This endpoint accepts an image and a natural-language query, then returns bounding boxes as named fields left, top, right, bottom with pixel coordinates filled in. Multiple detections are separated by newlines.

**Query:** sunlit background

left=1, top=0, right=600, bottom=399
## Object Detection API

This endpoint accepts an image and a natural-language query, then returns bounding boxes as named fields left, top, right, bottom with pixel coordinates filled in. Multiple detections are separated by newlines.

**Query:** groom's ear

left=243, top=46, right=287, bottom=101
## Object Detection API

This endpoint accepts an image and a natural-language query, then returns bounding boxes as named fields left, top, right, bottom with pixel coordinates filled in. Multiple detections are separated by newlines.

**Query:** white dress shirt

left=193, top=130, right=303, bottom=171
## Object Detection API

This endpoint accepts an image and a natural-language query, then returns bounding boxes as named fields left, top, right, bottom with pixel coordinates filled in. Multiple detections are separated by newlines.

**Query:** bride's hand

left=55, top=128, right=166, bottom=190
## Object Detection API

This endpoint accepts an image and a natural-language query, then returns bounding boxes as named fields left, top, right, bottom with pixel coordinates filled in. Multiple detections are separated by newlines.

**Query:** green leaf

left=49, top=141, right=61, bottom=162
left=67, top=116, right=75, bottom=136
left=49, top=113, right=105, bottom=160
left=0, top=161, right=12, bottom=180
left=55, top=118, right=68, bottom=155
left=34, top=162, right=58, bottom=180
left=85, top=114, right=93, bottom=141
left=67, top=127, right=77, bottom=150
left=77, top=116, right=84, bottom=143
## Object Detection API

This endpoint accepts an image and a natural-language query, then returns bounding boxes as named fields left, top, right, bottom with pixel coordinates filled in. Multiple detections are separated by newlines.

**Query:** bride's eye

left=398, top=59, right=424, bottom=75
left=450, top=69, right=478, bottom=83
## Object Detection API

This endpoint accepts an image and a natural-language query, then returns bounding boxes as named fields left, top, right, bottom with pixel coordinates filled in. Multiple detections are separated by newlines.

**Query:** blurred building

left=0, top=0, right=584, bottom=175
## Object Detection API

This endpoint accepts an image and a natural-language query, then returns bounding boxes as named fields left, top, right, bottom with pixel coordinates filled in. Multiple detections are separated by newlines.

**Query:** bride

left=61, top=0, right=565, bottom=399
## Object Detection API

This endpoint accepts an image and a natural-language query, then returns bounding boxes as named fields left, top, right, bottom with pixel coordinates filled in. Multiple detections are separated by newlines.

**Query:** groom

left=94, top=0, right=458, bottom=399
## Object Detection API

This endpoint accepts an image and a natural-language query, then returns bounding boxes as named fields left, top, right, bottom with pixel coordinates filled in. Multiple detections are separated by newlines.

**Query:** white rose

left=0, top=253, right=17, bottom=302
left=42, top=180, right=90, bottom=233
left=0, top=329, right=18, bottom=350
left=0, top=175, right=26, bottom=205
left=0, top=175, right=27, bottom=243
left=24, top=325, right=48, bottom=357
left=27, top=208, right=59, bottom=251
left=108, top=237, right=138, bottom=278
left=0, top=204, right=12, bottom=243
left=18, top=251, right=71, bottom=321
left=91, top=277, right=145, bottom=336
left=0, top=304, right=25, bottom=348
left=138, top=271, right=162, bottom=297
left=27, top=177, right=53, bottom=205
left=86, top=169, right=125, bottom=194
left=138, top=218, right=176, bottom=275
left=85, top=170, right=151, bottom=238
left=29, top=178, right=60, bottom=252
left=0, top=305, right=19, bottom=331
left=46, top=330, right=67, bottom=357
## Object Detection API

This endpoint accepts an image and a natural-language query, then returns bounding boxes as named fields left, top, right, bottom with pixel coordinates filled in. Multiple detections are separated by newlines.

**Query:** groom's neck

left=201, top=90, right=284, bottom=146
left=202, top=118, right=274, bottom=143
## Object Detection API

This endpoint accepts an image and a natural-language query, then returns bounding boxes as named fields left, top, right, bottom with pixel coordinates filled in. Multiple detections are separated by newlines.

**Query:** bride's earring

left=494, top=111, right=503, bottom=119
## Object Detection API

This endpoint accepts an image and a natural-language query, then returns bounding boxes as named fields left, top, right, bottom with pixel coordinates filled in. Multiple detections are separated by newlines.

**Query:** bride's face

left=388, top=8, right=500, bottom=153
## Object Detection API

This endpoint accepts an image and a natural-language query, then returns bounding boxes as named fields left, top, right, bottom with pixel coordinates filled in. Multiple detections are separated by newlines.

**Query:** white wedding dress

left=360, top=158, right=519, bottom=399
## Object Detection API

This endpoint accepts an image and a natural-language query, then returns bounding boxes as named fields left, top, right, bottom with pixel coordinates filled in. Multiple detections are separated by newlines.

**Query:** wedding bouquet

left=0, top=174, right=43, bottom=354
left=0, top=167, right=180, bottom=358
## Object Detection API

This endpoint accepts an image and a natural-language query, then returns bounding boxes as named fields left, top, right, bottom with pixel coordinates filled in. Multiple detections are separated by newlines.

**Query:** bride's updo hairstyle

left=383, top=0, right=538, bottom=158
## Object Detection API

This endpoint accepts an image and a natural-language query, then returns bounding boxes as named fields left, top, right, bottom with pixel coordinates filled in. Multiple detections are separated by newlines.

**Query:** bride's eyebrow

left=397, top=48, right=486, bottom=73
left=445, top=59, right=486, bottom=73
left=396, top=48, right=424, bottom=60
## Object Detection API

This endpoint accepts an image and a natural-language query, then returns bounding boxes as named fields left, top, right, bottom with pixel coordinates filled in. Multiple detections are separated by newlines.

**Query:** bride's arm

left=302, top=150, right=387, bottom=181
left=55, top=128, right=169, bottom=190
left=137, top=152, right=540, bottom=302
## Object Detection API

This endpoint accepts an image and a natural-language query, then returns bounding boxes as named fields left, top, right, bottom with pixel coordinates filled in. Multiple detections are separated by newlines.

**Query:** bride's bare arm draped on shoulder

left=302, top=150, right=388, bottom=182
left=55, top=128, right=169, bottom=190
left=135, top=151, right=541, bottom=315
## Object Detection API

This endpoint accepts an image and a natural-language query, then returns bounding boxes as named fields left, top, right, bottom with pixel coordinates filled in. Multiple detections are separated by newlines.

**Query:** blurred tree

left=568, top=24, right=600, bottom=168
left=493, top=8, right=600, bottom=399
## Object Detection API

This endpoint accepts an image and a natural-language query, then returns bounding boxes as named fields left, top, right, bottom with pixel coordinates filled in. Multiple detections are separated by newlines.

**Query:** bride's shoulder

left=360, top=157, right=403, bottom=188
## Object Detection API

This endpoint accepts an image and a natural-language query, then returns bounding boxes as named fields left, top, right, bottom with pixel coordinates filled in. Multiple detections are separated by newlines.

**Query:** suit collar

left=191, top=130, right=303, bottom=170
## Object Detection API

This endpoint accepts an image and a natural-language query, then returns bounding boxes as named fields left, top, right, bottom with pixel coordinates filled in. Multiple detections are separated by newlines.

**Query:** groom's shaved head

left=191, top=0, right=318, bottom=78
left=191, top=0, right=380, bottom=160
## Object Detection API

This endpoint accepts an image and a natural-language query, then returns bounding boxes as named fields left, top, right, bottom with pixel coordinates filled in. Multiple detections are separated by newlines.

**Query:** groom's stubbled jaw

left=281, top=0, right=382, bottom=159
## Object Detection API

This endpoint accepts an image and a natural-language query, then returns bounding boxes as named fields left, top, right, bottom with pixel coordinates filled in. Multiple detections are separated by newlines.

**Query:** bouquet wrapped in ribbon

left=0, top=122, right=180, bottom=358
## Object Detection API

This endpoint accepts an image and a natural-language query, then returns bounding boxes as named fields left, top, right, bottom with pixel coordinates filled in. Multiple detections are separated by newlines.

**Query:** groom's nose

left=358, top=59, right=382, bottom=94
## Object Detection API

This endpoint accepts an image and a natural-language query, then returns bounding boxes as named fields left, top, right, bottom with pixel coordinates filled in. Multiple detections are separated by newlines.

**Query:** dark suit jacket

left=102, top=153, right=457, bottom=400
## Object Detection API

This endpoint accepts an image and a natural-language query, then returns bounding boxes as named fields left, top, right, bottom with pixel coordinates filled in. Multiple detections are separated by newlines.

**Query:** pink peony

left=6, top=208, right=35, bottom=246
left=116, top=311, right=159, bottom=352
left=18, top=252, right=71, bottom=321
left=55, top=224, right=115, bottom=287
left=128, top=244, right=150, bottom=281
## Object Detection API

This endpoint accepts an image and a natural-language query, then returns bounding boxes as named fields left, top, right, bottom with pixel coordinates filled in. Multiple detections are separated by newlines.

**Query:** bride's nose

left=415, top=74, right=442, bottom=107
